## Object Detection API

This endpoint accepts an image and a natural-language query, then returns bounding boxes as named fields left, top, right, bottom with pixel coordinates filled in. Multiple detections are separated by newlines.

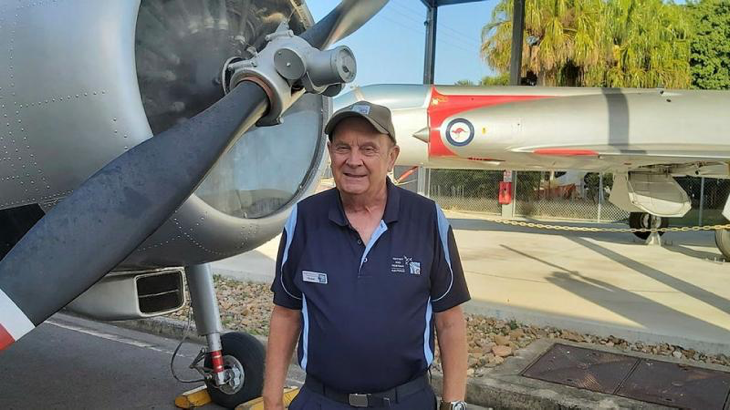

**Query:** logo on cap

left=351, top=104, right=371, bottom=115
left=445, top=118, right=475, bottom=147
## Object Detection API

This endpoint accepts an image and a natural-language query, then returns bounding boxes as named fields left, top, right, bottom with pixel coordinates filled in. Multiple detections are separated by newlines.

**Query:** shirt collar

left=328, top=177, right=401, bottom=226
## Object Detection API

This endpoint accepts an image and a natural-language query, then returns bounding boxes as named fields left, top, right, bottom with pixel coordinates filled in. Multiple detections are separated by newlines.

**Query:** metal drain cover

left=617, top=359, right=730, bottom=409
left=523, top=343, right=730, bottom=409
left=522, top=343, right=639, bottom=394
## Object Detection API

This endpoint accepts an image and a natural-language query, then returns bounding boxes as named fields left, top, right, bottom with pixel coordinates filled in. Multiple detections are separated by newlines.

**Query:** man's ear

left=388, top=144, right=400, bottom=171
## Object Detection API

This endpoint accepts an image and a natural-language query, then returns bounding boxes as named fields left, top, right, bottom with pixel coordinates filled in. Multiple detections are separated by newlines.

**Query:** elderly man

left=263, top=101, right=470, bottom=410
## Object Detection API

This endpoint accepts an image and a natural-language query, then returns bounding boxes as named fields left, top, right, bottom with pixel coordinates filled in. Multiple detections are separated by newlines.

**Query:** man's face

left=328, top=117, right=400, bottom=197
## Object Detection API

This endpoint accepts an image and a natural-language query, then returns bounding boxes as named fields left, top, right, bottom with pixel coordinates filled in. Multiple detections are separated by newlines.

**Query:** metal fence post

left=417, top=167, right=426, bottom=196
left=501, top=170, right=516, bottom=218
left=597, top=173, right=604, bottom=223
left=699, top=177, right=705, bottom=225
left=425, top=168, right=431, bottom=198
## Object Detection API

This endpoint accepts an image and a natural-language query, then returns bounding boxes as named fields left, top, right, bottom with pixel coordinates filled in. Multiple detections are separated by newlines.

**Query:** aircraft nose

left=412, top=127, right=429, bottom=143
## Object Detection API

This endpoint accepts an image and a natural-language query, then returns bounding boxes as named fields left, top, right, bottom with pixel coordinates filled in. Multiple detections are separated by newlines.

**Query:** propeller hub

left=225, top=23, right=357, bottom=126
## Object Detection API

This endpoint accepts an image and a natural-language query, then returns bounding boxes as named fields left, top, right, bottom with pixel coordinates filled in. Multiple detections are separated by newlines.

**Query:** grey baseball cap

left=324, top=101, right=396, bottom=143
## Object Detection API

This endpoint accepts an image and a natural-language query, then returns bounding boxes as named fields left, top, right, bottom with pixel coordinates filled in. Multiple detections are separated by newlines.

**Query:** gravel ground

left=170, top=276, right=730, bottom=376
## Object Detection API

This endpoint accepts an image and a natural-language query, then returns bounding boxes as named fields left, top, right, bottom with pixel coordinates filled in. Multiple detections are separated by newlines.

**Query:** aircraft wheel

left=629, top=212, right=668, bottom=240
left=205, top=332, right=265, bottom=409
left=715, top=229, right=730, bottom=261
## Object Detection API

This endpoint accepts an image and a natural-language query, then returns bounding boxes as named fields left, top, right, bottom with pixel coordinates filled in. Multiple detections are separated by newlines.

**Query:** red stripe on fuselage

left=533, top=148, right=599, bottom=156
left=0, top=324, right=15, bottom=351
left=427, top=87, right=550, bottom=157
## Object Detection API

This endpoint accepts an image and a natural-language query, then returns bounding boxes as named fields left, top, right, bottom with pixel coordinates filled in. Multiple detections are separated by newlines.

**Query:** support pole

left=423, top=5, right=438, bottom=84
left=417, top=167, right=427, bottom=196
left=699, top=177, right=705, bottom=225
left=418, top=4, right=438, bottom=196
left=502, top=171, right=517, bottom=218
left=598, top=173, right=604, bottom=223
left=509, top=0, right=526, bottom=85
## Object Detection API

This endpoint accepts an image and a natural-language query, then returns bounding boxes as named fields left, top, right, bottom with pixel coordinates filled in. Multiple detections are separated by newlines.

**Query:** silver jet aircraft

left=336, top=84, right=730, bottom=258
left=0, top=0, right=387, bottom=407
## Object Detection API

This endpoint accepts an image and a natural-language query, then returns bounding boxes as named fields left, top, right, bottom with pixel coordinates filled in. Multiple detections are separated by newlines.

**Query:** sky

left=306, top=0, right=498, bottom=87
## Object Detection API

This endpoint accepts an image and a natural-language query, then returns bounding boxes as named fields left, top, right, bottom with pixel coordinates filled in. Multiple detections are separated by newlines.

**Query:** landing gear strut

left=185, top=264, right=265, bottom=408
left=715, top=229, right=730, bottom=261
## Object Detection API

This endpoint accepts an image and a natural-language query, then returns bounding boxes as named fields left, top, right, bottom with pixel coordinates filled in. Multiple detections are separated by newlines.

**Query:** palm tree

left=600, top=0, right=690, bottom=88
left=481, top=0, right=691, bottom=88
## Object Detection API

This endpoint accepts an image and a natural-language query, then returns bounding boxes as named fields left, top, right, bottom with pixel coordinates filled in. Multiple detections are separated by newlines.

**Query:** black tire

left=205, top=332, right=266, bottom=409
left=629, top=212, right=668, bottom=240
left=715, top=229, right=730, bottom=261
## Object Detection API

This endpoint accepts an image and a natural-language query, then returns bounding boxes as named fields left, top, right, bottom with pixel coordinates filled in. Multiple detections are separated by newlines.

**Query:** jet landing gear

left=715, top=229, right=730, bottom=261
left=184, top=264, right=265, bottom=408
left=629, top=212, right=668, bottom=242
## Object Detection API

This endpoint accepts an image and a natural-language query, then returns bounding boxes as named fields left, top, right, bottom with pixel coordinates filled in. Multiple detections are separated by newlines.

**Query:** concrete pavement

left=0, top=314, right=491, bottom=409
left=213, top=211, right=730, bottom=354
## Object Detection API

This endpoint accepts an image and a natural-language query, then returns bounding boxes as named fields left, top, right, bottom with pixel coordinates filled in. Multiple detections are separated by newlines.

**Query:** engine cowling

left=0, top=0, right=328, bottom=268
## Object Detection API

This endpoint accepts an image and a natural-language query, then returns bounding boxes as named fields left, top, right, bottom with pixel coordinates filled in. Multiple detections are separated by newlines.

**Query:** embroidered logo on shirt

left=391, top=255, right=421, bottom=275
left=302, top=270, right=328, bottom=284
left=409, top=261, right=421, bottom=275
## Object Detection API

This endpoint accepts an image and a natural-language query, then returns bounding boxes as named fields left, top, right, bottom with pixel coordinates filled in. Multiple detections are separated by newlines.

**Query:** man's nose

left=345, top=149, right=364, bottom=166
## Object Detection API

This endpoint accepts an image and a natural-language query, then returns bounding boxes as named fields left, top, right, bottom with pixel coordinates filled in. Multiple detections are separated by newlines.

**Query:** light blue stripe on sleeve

left=423, top=298, right=434, bottom=365
left=433, top=204, right=454, bottom=302
left=280, top=204, right=301, bottom=300
left=301, top=295, right=310, bottom=370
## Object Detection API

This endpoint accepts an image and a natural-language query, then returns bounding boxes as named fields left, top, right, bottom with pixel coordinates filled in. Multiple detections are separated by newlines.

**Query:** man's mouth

left=343, top=172, right=366, bottom=179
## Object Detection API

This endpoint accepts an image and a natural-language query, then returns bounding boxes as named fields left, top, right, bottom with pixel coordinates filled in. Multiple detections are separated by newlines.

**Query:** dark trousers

left=288, top=383, right=438, bottom=410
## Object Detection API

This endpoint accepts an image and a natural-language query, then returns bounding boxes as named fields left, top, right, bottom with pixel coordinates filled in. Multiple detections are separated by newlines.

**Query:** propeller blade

left=0, top=0, right=390, bottom=350
left=301, top=0, right=389, bottom=49
left=0, top=82, right=267, bottom=348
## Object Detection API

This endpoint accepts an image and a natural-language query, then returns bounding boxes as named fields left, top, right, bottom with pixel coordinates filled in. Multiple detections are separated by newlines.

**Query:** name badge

left=302, top=270, right=328, bottom=284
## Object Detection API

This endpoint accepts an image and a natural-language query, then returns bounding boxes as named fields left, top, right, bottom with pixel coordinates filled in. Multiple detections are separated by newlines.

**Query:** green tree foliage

left=454, top=79, right=476, bottom=86
left=454, top=74, right=510, bottom=87
left=481, top=0, right=691, bottom=88
left=480, top=73, right=511, bottom=85
left=689, top=0, right=730, bottom=89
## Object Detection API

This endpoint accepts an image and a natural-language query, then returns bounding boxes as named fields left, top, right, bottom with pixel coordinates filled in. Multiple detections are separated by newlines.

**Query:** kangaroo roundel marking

left=445, top=118, right=475, bottom=147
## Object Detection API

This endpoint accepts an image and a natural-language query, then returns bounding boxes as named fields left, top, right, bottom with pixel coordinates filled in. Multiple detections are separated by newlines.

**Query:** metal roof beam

left=420, top=0, right=437, bottom=8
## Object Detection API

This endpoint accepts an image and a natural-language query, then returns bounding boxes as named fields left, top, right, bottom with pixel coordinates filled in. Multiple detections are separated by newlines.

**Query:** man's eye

left=362, top=147, right=376, bottom=155
left=335, top=146, right=350, bottom=153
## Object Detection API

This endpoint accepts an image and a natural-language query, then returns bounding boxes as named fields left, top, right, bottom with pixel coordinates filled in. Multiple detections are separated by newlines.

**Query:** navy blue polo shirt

left=270, top=178, right=470, bottom=393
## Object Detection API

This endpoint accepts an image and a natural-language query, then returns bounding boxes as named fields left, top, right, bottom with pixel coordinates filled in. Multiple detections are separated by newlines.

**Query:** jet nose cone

left=412, top=127, right=429, bottom=143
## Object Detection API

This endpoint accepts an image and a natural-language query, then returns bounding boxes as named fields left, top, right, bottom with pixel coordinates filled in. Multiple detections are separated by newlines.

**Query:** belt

left=303, top=373, right=429, bottom=408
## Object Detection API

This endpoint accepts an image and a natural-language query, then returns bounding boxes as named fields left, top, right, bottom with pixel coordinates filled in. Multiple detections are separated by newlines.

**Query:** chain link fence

left=675, top=177, right=730, bottom=226
left=425, top=169, right=728, bottom=225
left=514, top=171, right=628, bottom=222
left=428, top=169, right=502, bottom=215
